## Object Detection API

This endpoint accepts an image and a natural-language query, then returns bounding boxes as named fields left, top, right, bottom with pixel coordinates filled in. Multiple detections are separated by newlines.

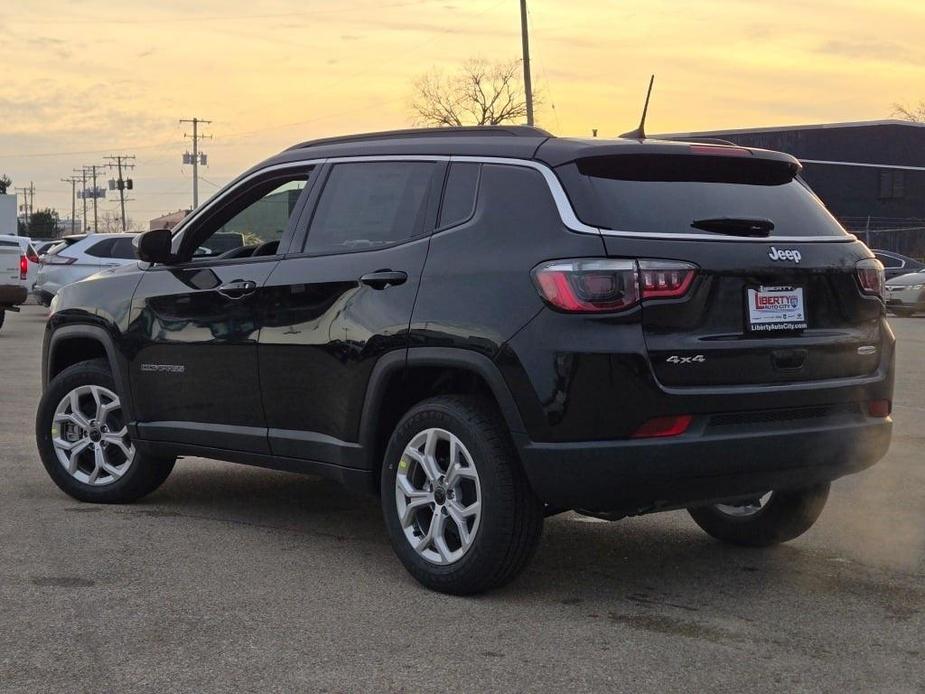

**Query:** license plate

left=746, top=286, right=807, bottom=332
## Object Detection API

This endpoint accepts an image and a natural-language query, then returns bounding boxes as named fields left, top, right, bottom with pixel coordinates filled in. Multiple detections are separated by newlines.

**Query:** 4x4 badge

left=768, top=247, right=802, bottom=263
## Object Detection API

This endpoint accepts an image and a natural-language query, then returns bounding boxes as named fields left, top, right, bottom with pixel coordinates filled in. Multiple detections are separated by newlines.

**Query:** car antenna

left=620, top=74, right=655, bottom=140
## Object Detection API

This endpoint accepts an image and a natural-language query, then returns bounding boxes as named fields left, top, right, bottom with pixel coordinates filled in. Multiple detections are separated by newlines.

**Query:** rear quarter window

left=561, top=154, right=848, bottom=238
left=84, top=239, right=116, bottom=257
left=438, top=163, right=480, bottom=229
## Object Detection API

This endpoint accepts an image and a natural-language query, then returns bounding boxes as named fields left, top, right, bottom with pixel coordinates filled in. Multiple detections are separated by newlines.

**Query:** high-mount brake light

left=855, top=258, right=885, bottom=299
left=19, top=255, right=28, bottom=280
left=532, top=259, right=639, bottom=313
left=638, top=261, right=697, bottom=299
left=688, top=144, right=751, bottom=157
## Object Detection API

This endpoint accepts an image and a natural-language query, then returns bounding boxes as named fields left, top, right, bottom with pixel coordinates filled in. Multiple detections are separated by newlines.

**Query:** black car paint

left=41, top=129, right=895, bottom=515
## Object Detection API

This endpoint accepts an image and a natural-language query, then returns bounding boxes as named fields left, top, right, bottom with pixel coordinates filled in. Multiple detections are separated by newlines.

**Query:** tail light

left=639, top=261, right=697, bottom=299
left=856, top=258, right=885, bottom=299
left=632, top=415, right=693, bottom=438
left=532, top=259, right=639, bottom=313
left=26, top=247, right=40, bottom=263
left=42, top=254, right=77, bottom=265
left=867, top=400, right=891, bottom=418
left=532, top=259, right=697, bottom=313
left=19, top=255, right=27, bottom=280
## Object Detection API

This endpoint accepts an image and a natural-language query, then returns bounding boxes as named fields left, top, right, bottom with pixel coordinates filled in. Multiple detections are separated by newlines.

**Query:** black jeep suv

left=36, top=126, right=894, bottom=594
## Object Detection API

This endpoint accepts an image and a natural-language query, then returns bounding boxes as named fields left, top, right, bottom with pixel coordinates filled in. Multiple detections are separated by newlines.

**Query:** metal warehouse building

left=659, top=119, right=925, bottom=257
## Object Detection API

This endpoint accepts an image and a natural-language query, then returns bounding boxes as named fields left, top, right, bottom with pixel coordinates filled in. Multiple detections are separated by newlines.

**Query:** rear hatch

left=0, top=245, right=25, bottom=285
left=552, top=144, right=884, bottom=388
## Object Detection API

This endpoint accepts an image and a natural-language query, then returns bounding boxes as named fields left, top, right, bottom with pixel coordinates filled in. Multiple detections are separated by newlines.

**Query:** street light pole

left=520, top=0, right=534, bottom=126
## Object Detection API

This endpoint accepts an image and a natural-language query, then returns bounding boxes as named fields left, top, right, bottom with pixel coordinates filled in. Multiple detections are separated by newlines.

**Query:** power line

left=6, top=1, right=435, bottom=25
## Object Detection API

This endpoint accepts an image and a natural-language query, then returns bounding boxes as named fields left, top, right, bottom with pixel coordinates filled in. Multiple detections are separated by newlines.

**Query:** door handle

left=216, top=279, right=257, bottom=299
left=359, top=270, right=408, bottom=290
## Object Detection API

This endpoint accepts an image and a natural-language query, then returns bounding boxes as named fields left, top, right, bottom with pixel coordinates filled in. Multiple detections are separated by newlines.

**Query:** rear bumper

left=0, top=284, right=28, bottom=307
left=515, top=411, right=892, bottom=514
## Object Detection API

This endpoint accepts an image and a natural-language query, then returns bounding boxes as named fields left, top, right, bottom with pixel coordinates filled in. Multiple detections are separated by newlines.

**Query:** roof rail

left=287, top=125, right=553, bottom=151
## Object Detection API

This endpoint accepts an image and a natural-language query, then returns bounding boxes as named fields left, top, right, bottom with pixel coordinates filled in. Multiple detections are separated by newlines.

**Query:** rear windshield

left=574, top=155, right=848, bottom=238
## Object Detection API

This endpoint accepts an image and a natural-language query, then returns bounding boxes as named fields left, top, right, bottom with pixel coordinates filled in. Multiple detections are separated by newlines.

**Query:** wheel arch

left=44, top=324, right=135, bottom=424
left=359, top=348, right=527, bottom=479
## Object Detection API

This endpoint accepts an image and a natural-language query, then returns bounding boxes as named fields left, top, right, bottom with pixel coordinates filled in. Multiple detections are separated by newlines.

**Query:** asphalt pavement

left=0, top=305, right=922, bottom=693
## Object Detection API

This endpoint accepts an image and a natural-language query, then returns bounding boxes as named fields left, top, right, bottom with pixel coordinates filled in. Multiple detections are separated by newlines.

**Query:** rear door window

left=569, top=154, right=848, bottom=238
left=304, top=161, right=436, bottom=254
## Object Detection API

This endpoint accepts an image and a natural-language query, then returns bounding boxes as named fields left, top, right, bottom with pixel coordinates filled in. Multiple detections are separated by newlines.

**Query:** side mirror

left=133, top=228, right=174, bottom=264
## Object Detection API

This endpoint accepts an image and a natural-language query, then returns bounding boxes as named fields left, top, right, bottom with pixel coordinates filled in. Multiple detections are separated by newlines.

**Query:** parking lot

left=0, top=305, right=922, bottom=692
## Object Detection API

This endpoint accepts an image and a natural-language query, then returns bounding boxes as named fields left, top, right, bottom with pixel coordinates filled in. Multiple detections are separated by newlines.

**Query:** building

left=0, top=194, right=16, bottom=235
left=149, top=209, right=189, bottom=231
left=657, top=119, right=925, bottom=256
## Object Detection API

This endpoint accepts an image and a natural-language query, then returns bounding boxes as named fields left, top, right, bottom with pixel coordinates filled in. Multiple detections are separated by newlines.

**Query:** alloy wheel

left=51, top=384, right=135, bottom=486
left=394, top=428, right=482, bottom=565
left=714, top=492, right=774, bottom=518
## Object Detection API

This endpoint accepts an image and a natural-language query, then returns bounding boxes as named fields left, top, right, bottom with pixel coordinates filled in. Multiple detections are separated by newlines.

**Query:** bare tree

left=411, top=58, right=534, bottom=127
left=97, top=209, right=136, bottom=233
left=893, top=101, right=925, bottom=123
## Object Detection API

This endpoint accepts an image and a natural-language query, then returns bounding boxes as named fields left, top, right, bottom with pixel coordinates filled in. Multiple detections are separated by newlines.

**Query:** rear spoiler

left=535, top=137, right=800, bottom=170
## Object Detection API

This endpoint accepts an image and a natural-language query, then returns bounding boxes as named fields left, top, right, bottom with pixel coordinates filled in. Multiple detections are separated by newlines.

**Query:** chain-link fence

left=839, top=217, right=925, bottom=258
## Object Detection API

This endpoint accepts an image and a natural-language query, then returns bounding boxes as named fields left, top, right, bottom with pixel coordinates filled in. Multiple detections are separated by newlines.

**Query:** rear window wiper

left=691, top=217, right=774, bottom=237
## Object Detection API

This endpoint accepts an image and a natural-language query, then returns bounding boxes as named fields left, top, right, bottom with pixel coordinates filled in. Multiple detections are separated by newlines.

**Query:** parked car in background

left=0, top=236, right=40, bottom=331
left=872, top=249, right=925, bottom=280
left=0, top=234, right=40, bottom=284
left=34, top=240, right=63, bottom=256
left=33, top=233, right=137, bottom=306
left=885, top=268, right=925, bottom=316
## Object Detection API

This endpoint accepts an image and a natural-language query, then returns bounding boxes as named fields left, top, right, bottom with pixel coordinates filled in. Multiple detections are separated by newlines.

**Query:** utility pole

left=76, top=165, right=104, bottom=232
left=61, top=176, right=80, bottom=235
left=520, top=0, right=535, bottom=126
left=73, top=168, right=88, bottom=231
left=15, top=183, right=35, bottom=230
left=89, top=165, right=100, bottom=233
left=104, top=155, right=135, bottom=231
left=180, top=117, right=211, bottom=209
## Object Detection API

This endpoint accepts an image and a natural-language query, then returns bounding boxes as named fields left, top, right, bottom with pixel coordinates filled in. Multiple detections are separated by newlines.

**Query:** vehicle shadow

left=112, top=459, right=920, bottom=617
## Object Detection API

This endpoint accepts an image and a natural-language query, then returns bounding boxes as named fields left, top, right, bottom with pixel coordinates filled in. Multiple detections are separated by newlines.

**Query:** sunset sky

left=1, top=0, right=923, bottom=226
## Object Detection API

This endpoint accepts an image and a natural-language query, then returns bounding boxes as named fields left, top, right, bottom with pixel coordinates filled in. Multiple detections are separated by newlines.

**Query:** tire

left=688, top=483, right=830, bottom=547
left=36, top=358, right=175, bottom=504
left=0, top=309, right=4, bottom=331
left=381, top=395, right=544, bottom=595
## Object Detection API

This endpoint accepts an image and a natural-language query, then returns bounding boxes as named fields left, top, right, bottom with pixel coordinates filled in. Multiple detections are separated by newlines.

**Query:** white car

left=0, top=234, right=40, bottom=286
left=885, top=269, right=925, bottom=317
left=34, top=233, right=139, bottom=305
left=0, top=235, right=41, bottom=330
